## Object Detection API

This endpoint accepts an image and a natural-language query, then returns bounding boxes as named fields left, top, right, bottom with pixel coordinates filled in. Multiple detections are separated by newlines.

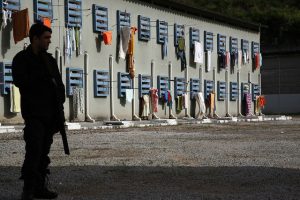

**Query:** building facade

left=0, top=0, right=261, bottom=123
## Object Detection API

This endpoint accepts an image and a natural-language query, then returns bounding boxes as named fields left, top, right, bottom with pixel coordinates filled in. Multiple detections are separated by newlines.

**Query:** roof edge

left=136, top=0, right=262, bottom=32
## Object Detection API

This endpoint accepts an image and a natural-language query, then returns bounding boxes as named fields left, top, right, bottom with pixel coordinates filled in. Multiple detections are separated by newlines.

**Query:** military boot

left=21, top=191, right=34, bottom=200
left=34, top=188, right=58, bottom=199
left=34, top=174, right=58, bottom=199
left=21, top=179, right=35, bottom=200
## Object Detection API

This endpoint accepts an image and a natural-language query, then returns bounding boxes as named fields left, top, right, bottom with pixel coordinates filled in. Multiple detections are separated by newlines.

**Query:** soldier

left=12, top=23, right=65, bottom=200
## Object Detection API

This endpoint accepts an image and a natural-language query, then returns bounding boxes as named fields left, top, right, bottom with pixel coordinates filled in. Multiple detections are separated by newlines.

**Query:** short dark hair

left=29, top=23, right=52, bottom=43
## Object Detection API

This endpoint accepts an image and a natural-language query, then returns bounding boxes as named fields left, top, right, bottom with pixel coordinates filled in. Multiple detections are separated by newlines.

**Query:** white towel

left=125, top=89, right=133, bottom=103
left=142, top=95, right=150, bottom=117
left=10, top=84, right=21, bottom=113
left=194, top=41, right=203, bottom=64
left=206, top=50, right=212, bottom=72
left=195, top=92, right=206, bottom=119
left=2, top=9, right=8, bottom=28
left=119, top=27, right=131, bottom=59
left=183, top=93, right=188, bottom=109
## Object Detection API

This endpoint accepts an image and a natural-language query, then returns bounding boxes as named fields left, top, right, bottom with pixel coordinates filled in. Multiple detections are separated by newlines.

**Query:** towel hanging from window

left=12, top=8, right=30, bottom=44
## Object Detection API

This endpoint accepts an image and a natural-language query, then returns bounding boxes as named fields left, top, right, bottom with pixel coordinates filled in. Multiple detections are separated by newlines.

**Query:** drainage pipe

left=168, top=62, right=176, bottom=119
left=109, top=55, right=120, bottom=121
left=225, top=69, right=232, bottom=117
left=132, top=60, right=141, bottom=121
left=84, top=52, right=95, bottom=122
left=237, top=70, right=243, bottom=116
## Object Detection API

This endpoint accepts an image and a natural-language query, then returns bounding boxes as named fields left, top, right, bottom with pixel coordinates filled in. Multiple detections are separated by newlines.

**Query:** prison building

left=0, top=0, right=262, bottom=123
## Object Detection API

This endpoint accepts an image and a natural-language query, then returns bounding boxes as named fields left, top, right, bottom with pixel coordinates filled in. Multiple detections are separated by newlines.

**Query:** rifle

left=42, top=52, right=70, bottom=155
left=56, top=92, right=70, bottom=155
left=59, top=117, right=70, bottom=155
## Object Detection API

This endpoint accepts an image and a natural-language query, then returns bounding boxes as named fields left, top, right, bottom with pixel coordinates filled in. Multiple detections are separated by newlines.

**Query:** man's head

left=29, top=23, right=52, bottom=51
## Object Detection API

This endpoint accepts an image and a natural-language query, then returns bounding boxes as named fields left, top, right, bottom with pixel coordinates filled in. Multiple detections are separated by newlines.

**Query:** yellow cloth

left=10, top=84, right=21, bottom=113
left=209, top=92, right=215, bottom=117
left=128, top=27, right=137, bottom=78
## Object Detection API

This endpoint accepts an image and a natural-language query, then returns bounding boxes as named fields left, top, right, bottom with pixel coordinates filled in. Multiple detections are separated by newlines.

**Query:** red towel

left=103, top=31, right=112, bottom=45
left=12, top=8, right=30, bottom=44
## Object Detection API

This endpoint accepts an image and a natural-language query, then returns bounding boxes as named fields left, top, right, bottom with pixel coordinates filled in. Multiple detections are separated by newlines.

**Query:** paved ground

left=0, top=119, right=299, bottom=200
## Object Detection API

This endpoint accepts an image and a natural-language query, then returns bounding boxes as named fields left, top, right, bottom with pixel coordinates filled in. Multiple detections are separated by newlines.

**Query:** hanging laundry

left=242, top=50, right=247, bottom=65
left=238, top=50, right=242, bottom=69
left=255, top=96, right=260, bottom=115
left=125, top=89, right=133, bottom=103
left=103, top=31, right=112, bottom=45
left=259, top=95, right=266, bottom=108
left=195, top=92, right=206, bottom=119
left=71, top=27, right=76, bottom=52
left=119, top=26, right=131, bottom=59
left=194, top=41, right=203, bottom=64
left=72, top=87, right=84, bottom=121
left=244, top=92, right=252, bottom=116
left=141, top=95, right=150, bottom=118
left=2, top=9, right=8, bottom=28
left=10, top=84, right=21, bottom=113
left=183, top=93, right=188, bottom=109
left=65, top=29, right=72, bottom=58
left=12, top=8, right=30, bottom=44
left=128, top=27, right=138, bottom=78
left=218, top=51, right=226, bottom=69
left=43, top=17, right=51, bottom=28
left=206, top=50, right=212, bottom=72
left=259, top=53, right=263, bottom=67
left=150, top=88, right=159, bottom=113
left=162, top=37, right=168, bottom=59
left=176, top=96, right=183, bottom=112
left=225, top=51, right=231, bottom=68
left=255, top=53, right=260, bottom=69
left=176, top=38, right=187, bottom=70
left=75, top=27, right=81, bottom=56
left=230, top=52, right=237, bottom=68
left=208, top=92, right=215, bottom=117
left=167, top=90, right=172, bottom=109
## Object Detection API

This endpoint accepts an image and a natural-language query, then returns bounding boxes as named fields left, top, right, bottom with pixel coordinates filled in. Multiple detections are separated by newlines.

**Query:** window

left=230, top=37, right=238, bottom=54
left=34, top=0, right=53, bottom=22
left=118, top=72, right=132, bottom=98
left=92, top=4, right=108, bottom=33
left=189, top=27, right=200, bottom=49
left=174, top=77, right=185, bottom=97
left=65, top=0, right=82, bottom=28
left=0, top=62, right=13, bottom=95
left=117, top=10, right=130, bottom=34
left=217, top=34, right=226, bottom=53
left=204, top=31, right=213, bottom=51
left=156, top=20, right=168, bottom=44
left=174, top=23, right=184, bottom=46
left=138, top=74, right=151, bottom=97
left=0, top=0, right=20, bottom=12
left=138, top=15, right=151, bottom=41
left=94, top=69, right=109, bottom=97
left=66, top=67, right=84, bottom=96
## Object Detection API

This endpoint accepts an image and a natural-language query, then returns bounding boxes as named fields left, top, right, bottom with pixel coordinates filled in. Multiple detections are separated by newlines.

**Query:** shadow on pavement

left=0, top=165, right=299, bottom=200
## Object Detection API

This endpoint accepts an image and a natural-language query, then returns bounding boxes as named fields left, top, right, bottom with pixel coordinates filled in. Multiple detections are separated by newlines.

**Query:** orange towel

left=103, top=31, right=112, bottom=45
left=12, top=8, right=30, bottom=44
left=43, top=17, right=51, bottom=28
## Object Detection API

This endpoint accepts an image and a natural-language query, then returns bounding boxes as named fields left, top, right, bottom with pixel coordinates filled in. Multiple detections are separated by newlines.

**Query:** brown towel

left=12, top=8, right=30, bottom=44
